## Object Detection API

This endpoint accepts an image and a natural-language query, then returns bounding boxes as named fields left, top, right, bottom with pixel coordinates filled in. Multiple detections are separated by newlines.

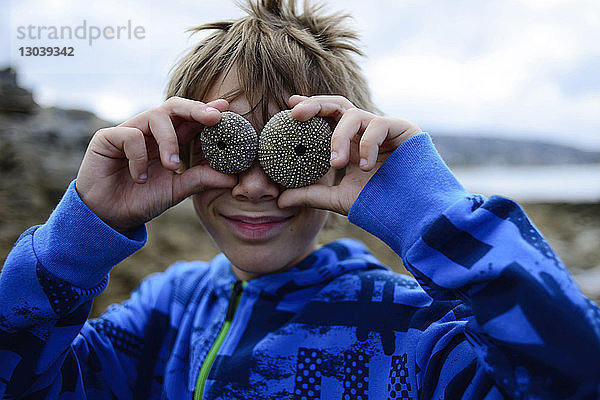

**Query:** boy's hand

left=278, top=95, right=422, bottom=215
left=76, top=97, right=237, bottom=234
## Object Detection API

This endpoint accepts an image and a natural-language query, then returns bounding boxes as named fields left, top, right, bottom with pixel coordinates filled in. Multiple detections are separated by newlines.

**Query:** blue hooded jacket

left=1, top=133, right=599, bottom=399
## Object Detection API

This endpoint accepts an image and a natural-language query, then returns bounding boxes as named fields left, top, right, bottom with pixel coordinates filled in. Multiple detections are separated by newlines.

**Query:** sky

left=2, top=0, right=600, bottom=150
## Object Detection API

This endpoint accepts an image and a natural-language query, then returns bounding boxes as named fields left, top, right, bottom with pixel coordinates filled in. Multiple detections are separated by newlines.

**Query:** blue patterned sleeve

left=349, top=133, right=600, bottom=398
left=0, top=181, right=148, bottom=398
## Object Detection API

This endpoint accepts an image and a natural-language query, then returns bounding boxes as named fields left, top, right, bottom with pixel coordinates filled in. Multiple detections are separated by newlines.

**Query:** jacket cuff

left=348, top=133, right=469, bottom=258
left=33, top=180, right=146, bottom=288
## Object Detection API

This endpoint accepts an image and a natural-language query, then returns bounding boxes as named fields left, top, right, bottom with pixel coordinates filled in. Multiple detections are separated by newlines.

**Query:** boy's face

left=191, top=69, right=334, bottom=280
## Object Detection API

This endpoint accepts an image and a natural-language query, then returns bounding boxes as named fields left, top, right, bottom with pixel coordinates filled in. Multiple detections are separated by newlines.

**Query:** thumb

left=173, top=165, right=237, bottom=203
left=278, top=184, right=346, bottom=215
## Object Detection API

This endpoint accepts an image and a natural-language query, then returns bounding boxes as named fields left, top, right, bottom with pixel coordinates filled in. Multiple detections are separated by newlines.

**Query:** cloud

left=2, top=0, right=599, bottom=150
left=364, top=0, right=600, bottom=149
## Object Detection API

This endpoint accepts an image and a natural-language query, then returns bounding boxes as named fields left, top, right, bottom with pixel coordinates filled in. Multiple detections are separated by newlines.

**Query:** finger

left=291, top=101, right=344, bottom=122
left=292, top=94, right=355, bottom=109
left=174, top=100, right=230, bottom=143
left=126, top=98, right=228, bottom=171
left=101, top=127, right=148, bottom=183
left=359, top=117, right=389, bottom=171
left=360, top=118, right=423, bottom=170
left=161, top=96, right=224, bottom=126
left=278, top=184, right=345, bottom=215
left=174, top=99, right=231, bottom=144
left=147, top=111, right=181, bottom=170
left=287, top=95, right=308, bottom=108
left=119, top=97, right=226, bottom=134
left=329, top=108, right=375, bottom=169
left=205, top=98, right=230, bottom=111
left=290, top=100, right=344, bottom=122
left=172, top=165, right=237, bottom=203
left=174, top=120, right=205, bottom=144
left=289, top=95, right=354, bottom=122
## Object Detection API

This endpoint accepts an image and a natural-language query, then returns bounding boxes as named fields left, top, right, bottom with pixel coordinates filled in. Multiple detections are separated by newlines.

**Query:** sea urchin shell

left=200, top=111, right=258, bottom=174
left=259, top=110, right=332, bottom=188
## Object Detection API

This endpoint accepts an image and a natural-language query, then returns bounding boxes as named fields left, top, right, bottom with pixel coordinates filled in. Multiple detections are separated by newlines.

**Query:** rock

left=0, top=67, right=39, bottom=113
left=0, top=68, right=110, bottom=252
left=432, top=134, right=600, bottom=167
left=574, top=266, right=600, bottom=300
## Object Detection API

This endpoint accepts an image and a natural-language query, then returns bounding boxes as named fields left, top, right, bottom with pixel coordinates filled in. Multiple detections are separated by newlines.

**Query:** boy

left=1, top=0, right=599, bottom=398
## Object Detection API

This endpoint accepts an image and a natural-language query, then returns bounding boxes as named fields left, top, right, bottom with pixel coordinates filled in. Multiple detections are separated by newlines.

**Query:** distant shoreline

left=453, top=164, right=600, bottom=203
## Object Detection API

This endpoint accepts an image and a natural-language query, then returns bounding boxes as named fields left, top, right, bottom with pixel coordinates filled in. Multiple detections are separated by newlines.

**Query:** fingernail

left=330, top=152, right=338, bottom=161
left=171, top=154, right=180, bottom=164
left=360, top=158, right=368, bottom=167
left=138, top=173, right=148, bottom=181
left=205, top=106, right=218, bottom=112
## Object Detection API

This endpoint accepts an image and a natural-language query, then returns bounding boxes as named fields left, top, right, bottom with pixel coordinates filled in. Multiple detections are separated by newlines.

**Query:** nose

left=231, top=162, right=280, bottom=202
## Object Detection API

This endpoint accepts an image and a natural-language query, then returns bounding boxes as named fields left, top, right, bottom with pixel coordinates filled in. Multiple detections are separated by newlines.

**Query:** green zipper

left=194, top=280, right=246, bottom=400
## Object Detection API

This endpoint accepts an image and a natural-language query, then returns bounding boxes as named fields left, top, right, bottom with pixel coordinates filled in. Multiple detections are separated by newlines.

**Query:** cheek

left=192, top=190, right=226, bottom=220
left=296, top=209, right=329, bottom=237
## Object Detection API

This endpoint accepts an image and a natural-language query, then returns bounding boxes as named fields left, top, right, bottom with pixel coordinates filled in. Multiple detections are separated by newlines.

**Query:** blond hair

left=166, top=0, right=377, bottom=167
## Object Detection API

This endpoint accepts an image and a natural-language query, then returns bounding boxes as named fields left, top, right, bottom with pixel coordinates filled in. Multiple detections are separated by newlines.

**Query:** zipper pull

left=225, top=280, right=243, bottom=321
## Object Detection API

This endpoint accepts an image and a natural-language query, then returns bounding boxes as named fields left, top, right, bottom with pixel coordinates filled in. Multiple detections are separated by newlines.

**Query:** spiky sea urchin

left=259, top=110, right=333, bottom=188
left=200, top=111, right=258, bottom=174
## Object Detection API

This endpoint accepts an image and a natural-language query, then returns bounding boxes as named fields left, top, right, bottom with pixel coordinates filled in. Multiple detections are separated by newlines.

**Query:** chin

left=223, top=244, right=305, bottom=279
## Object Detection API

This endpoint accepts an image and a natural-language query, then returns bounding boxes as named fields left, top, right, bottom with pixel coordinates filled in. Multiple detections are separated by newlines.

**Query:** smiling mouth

left=222, top=214, right=294, bottom=240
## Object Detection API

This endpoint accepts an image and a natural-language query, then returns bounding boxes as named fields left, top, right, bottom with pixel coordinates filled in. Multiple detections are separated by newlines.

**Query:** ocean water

left=453, top=164, right=600, bottom=203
